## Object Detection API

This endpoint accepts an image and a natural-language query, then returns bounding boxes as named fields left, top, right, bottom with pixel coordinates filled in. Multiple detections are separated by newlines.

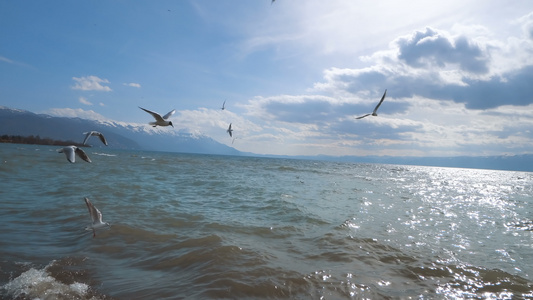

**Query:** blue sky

left=1, top=1, right=533, bottom=157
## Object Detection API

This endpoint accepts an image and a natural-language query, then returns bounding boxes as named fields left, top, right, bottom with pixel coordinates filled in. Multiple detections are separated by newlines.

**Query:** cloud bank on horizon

left=1, top=1, right=532, bottom=157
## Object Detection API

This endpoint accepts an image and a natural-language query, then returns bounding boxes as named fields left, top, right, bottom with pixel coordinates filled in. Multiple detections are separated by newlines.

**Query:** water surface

left=1, top=143, right=532, bottom=299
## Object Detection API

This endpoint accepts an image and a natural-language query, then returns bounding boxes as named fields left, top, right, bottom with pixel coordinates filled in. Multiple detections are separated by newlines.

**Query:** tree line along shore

left=0, top=134, right=85, bottom=147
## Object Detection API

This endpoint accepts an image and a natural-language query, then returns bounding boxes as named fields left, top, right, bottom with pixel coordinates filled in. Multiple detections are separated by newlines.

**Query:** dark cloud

left=264, top=99, right=334, bottom=124
left=261, top=94, right=409, bottom=125
left=396, top=27, right=489, bottom=74
left=341, top=71, right=387, bottom=94
left=394, top=65, right=533, bottom=109
left=328, top=63, right=533, bottom=110
left=449, top=66, right=533, bottom=109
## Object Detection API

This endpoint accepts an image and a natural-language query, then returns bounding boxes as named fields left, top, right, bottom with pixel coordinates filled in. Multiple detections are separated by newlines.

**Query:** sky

left=1, top=1, right=533, bottom=157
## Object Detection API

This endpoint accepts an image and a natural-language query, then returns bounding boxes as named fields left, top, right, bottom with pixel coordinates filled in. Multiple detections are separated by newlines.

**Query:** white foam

left=92, top=152, right=117, bottom=157
left=1, top=263, right=92, bottom=300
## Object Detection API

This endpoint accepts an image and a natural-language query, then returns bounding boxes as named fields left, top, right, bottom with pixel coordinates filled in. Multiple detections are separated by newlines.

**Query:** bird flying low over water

left=227, top=123, right=233, bottom=137
left=221, top=100, right=226, bottom=110
left=139, top=107, right=175, bottom=127
left=84, top=197, right=110, bottom=238
left=58, top=146, right=91, bottom=163
left=83, top=131, right=108, bottom=146
left=355, top=89, right=387, bottom=119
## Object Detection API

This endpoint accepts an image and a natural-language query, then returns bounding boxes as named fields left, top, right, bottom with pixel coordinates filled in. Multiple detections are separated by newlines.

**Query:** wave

left=91, top=152, right=117, bottom=157
left=1, top=259, right=108, bottom=300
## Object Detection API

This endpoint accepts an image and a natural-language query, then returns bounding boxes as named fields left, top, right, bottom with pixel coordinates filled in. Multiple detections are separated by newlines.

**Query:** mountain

left=0, top=106, right=240, bottom=155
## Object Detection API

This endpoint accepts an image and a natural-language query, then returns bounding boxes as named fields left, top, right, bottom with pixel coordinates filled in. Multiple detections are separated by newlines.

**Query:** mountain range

left=1, top=106, right=532, bottom=172
left=0, top=106, right=240, bottom=155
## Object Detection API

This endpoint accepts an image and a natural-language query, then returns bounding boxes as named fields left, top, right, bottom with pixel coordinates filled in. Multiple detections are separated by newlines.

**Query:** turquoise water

left=0, top=143, right=532, bottom=299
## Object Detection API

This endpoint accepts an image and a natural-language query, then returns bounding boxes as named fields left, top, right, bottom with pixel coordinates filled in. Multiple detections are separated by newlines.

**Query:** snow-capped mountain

left=0, top=106, right=240, bottom=155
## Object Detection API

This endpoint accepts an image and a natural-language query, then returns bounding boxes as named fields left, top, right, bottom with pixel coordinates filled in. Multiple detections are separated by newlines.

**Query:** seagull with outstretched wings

left=356, top=89, right=387, bottom=119
left=139, top=107, right=175, bottom=127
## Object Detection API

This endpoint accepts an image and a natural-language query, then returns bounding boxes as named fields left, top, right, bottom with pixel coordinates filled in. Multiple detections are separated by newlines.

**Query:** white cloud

left=0, top=55, right=33, bottom=68
left=123, top=82, right=141, bottom=88
left=0, top=56, right=15, bottom=64
left=174, top=108, right=262, bottom=140
left=518, top=11, right=533, bottom=40
left=72, top=76, right=112, bottom=92
left=78, top=96, right=92, bottom=105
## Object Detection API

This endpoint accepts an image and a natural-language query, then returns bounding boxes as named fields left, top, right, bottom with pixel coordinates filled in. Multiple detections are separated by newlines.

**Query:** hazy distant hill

left=0, top=106, right=240, bottom=155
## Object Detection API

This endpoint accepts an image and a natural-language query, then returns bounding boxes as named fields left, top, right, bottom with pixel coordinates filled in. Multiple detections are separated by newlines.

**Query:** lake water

left=0, top=143, right=532, bottom=299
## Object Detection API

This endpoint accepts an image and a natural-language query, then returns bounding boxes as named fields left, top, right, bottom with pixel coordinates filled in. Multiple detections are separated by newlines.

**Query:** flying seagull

left=139, top=106, right=175, bottom=127
left=83, top=131, right=108, bottom=146
left=227, top=123, right=233, bottom=137
left=221, top=99, right=226, bottom=110
left=355, top=89, right=387, bottom=119
left=84, top=197, right=110, bottom=238
left=58, top=146, right=91, bottom=163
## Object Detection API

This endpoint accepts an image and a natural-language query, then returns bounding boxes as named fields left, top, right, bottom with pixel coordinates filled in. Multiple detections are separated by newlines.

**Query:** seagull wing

left=96, top=132, right=108, bottom=145
left=162, top=109, right=176, bottom=120
left=139, top=107, right=165, bottom=122
left=221, top=100, right=226, bottom=109
left=85, top=198, right=98, bottom=223
left=227, top=124, right=233, bottom=137
left=94, top=206, right=104, bottom=224
left=82, top=132, right=93, bottom=145
left=372, top=89, right=387, bottom=114
left=355, top=114, right=372, bottom=120
left=75, top=147, right=92, bottom=163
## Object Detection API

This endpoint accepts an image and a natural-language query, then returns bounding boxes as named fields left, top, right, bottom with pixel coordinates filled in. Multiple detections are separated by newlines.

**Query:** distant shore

left=0, top=134, right=86, bottom=147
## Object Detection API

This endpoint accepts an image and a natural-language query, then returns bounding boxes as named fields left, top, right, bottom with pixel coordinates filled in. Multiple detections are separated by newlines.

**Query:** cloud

left=72, top=76, right=112, bottom=92
left=519, top=12, right=533, bottom=40
left=45, top=108, right=107, bottom=121
left=230, top=19, right=533, bottom=156
left=0, top=55, right=33, bottom=68
left=123, top=82, right=141, bottom=88
left=78, top=96, right=92, bottom=105
left=175, top=108, right=262, bottom=137
left=244, top=94, right=409, bottom=126
left=0, top=56, right=15, bottom=64
left=396, top=27, right=490, bottom=74
left=309, top=24, right=533, bottom=110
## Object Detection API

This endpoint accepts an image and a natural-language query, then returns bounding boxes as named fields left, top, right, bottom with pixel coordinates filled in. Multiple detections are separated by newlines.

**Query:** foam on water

left=91, top=152, right=117, bottom=157
left=1, top=261, right=95, bottom=300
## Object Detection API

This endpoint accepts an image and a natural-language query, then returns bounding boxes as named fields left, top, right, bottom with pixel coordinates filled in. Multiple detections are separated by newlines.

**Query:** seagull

left=139, top=106, right=175, bottom=127
left=227, top=123, right=233, bottom=137
left=58, top=146, right=91, bottom=163
left=84, top=197, right=110, bottom=238
left=221, top=99, right=226, bottom=110
left=355, top=89, right=387, bottom=119
left=83, top=131, right=108, bottom=146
